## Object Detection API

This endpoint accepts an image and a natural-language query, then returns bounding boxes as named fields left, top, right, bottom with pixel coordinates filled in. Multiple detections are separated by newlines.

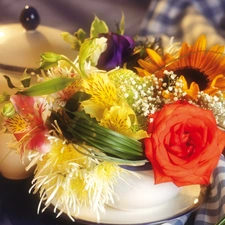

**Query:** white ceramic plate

left=55, top=184, right=207, bottom=225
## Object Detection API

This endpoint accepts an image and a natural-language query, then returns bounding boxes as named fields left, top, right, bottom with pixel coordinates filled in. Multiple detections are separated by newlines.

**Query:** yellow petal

left=146, top=48, right=165, bottom=67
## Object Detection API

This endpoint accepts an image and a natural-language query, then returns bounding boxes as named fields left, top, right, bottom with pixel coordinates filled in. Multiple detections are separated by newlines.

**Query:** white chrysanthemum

left=29, top=137, right=128, bottom=221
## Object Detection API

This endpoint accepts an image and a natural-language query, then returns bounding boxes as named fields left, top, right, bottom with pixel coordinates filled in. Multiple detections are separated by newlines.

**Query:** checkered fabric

left=139, top=0, right=225, bottom=46
left=158, top=155, right=225, bottom=225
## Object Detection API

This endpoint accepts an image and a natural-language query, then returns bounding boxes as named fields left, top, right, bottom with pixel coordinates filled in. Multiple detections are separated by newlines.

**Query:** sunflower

left=136, top=35, right=225, bottom=96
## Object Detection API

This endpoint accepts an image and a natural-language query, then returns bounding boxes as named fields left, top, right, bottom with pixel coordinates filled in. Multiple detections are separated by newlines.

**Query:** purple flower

left=97, top=32, right=135, bottom=70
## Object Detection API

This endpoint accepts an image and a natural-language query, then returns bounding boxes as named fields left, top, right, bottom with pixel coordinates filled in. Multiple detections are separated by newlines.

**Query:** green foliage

left=2, top=102, right=15, bottom=117
left=61, top=29, right=87, bottom=51
left=216, top=216, right=225, bottom=225
left=20, top=69, right=31, bottom=88
left=78, top=39, right=98, bottom=77
left=39, top=52, right=63, bottom=70
left=117, top=12, right=125, bottom=35
left=17, top=77, right=76, bottom=96
left=90, top=15, right=109, bottom=38
left=39, top=52, right=82, bottom=77
left=53, top=108, right=145, bottom=162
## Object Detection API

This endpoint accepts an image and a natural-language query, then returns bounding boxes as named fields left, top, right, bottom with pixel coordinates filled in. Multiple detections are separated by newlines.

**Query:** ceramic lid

left=0, top=5, right=76, bottom=72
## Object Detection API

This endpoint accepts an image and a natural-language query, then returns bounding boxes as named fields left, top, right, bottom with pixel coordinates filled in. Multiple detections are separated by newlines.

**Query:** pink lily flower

left=5, top=94, right=51, bottom=154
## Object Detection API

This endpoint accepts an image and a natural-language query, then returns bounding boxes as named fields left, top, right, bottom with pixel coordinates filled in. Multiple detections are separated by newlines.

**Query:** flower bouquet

left=1, top=15, right=225, bottom=223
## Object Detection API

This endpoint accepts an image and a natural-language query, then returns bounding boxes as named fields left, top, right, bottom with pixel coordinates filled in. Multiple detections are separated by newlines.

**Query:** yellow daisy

left=137, top=35, right=225, bottom=95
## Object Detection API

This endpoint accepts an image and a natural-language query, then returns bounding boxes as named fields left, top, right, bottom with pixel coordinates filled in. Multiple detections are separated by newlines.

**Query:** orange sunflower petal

left=138, top=59, right=160, bottom=74
left=200, top=45, right=225, bottom=75
left=136, top=35, right=225, bottom=96
left=210, top=74, right=225, bottom=90
left=146, top=48, right=165, bottom=67
left=135, top=67, right=152, bottom=77
left=179, top=76, right=199, bottom=100
left=189, top=35, right=206, bottom=68
left=176, top=42, right=190, bottom=68
left=186, top=82, right=200, bottom=99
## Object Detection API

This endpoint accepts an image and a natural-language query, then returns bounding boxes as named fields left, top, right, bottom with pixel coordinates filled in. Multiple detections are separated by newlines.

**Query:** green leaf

left=51, top=108, right=145, bottom=162
left=65, top=91, right=91, bottom=117
left=90, top=15, right=109, bottom=38
left=78, top=39, right=97, bottom=77
left=20, top=69, right=31, bottom=88
left=3, top=75, right=16, bottom=89
left=118, top=12, right=125, bottom=35
left=0, top=92, right=10, bottom=103
left=66, top=111, right=144, bottom=160
left=61, top=29, right=87, bottom=51
left=215, top=216, right=225, bottom=225
left=61, top=32, right=80, bottom=50
left=17, top=77, right=76, bottom=96
left=75, top=28, right=87, bottom=43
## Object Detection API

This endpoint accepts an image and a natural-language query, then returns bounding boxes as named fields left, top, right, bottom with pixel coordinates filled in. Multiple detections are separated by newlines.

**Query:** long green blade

left=18, top=77, right=75, bottom=96
left=70, top=120, right=142, bottom=153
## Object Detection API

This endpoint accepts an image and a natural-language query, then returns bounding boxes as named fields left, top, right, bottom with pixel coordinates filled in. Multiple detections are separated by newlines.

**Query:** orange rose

left=144, top=101, right=225, bottom=187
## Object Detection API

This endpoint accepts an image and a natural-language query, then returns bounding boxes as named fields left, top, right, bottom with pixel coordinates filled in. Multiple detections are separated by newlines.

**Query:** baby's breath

left=196, top=91, right=225, bottom=128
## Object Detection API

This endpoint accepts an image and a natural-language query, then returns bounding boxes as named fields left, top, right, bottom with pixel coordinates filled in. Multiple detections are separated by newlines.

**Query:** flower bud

left=0, top=92, right=10, bottom=103
left=2, top=102, right=16, bottom=117
left=89, top=37, right=107, bottom=66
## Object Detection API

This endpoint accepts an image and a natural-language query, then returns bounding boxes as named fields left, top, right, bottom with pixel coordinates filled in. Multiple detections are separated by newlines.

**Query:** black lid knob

left=20, top=5, right=40, bottom=30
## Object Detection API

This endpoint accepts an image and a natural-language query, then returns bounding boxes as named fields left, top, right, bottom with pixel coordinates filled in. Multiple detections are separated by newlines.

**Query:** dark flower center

left=174, top=67, right=209, bottom=91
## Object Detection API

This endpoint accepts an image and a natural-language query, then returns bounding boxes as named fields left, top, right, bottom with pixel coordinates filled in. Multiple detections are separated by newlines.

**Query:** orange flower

left=144, top=101, right=225, bottom=187
left=137, top=35, right=225, bottom=96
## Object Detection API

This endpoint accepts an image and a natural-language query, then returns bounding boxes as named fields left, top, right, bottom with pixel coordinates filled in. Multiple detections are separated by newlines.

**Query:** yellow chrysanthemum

left=31, top=138, right=128, bottom=221
left=137, top=35, right=225, bottom=96
left=85, top=161, right=126, bottom=214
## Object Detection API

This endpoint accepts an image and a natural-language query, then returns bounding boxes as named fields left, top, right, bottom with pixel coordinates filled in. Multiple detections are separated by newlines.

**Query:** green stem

left=61, top=55, right=86, bottom=78
left=215, top=217, right=225, bottom=225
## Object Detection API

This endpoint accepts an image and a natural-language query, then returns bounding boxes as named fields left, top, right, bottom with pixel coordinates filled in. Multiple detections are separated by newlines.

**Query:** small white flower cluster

left=130, top=70, right=189, bottom=118
left=110, top=68, right=225, bottom=130
left=131, top=75, right=163, bottom=117
left=196, top=91, right=225, bottom=128
left=108, top=69, right=163, bottom=117
left=162, top=70, right=187, bottom=102
left=114, top=69, right=189, bottom=121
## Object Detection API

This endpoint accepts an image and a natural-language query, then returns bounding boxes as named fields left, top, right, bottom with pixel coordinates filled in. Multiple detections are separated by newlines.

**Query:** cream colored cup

left=0, top=133, right=33, bottom=180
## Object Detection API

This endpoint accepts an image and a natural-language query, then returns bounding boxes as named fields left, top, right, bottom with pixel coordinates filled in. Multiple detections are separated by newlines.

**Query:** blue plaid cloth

left=158, top=155, right=225, bottom=225
left=139, top=0, right=225, bottom=45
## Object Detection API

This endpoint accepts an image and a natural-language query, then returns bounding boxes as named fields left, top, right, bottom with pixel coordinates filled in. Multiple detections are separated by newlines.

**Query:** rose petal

left=145, top=100, right=225, bottom=187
